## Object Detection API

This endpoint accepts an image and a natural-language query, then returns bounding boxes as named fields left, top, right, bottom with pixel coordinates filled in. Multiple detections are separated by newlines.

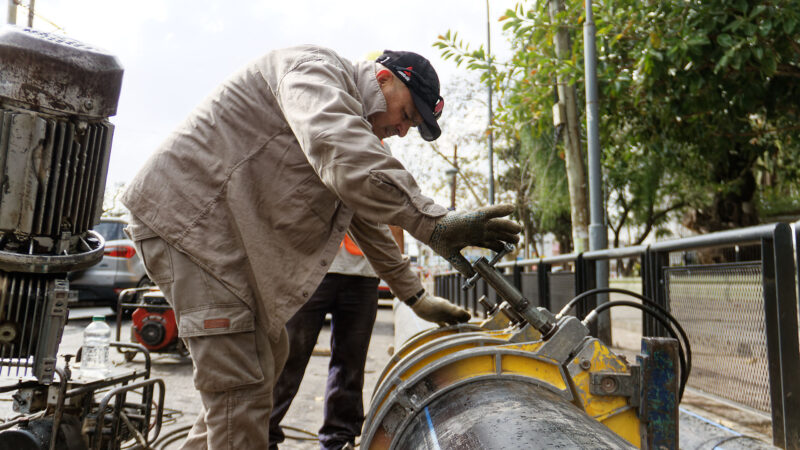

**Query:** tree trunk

left=549, top=0, right=590, bottom=253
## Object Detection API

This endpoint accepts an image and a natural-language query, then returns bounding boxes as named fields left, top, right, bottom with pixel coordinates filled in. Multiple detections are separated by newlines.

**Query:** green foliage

left=436, top=0, right=800, bottom=246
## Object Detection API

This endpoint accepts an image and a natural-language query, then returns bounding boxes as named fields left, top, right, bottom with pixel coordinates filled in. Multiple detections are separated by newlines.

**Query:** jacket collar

left=354, top=61, right=386, bottom=119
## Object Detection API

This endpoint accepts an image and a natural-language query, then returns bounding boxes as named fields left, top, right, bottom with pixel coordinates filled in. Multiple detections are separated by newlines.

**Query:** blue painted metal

left=638, top=337, right=679, bottom=449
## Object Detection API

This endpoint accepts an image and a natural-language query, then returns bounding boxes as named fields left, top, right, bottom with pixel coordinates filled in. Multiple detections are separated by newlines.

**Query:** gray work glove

left=429, top=204, right=523, bottom=277
left=410, top=291, right=471, bottom=325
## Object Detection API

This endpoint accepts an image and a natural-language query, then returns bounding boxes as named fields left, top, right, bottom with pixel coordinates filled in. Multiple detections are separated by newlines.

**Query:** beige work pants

left=129, top=222, right=288, bottom=450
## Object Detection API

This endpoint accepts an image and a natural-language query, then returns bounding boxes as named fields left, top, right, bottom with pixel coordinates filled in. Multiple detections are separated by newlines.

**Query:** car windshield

left=93, top=221, right=125, bottom=241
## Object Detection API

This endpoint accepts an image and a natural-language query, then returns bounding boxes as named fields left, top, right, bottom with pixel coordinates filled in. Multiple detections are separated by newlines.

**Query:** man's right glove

left=406, top=290, right=471, bottom=325
left=428, top=204, right=522, bottom=276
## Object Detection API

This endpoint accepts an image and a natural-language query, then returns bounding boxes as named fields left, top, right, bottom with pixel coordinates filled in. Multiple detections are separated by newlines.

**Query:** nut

left=601, top=376, right=618, bottom=393
left=579, top=359, right=592, bottom=371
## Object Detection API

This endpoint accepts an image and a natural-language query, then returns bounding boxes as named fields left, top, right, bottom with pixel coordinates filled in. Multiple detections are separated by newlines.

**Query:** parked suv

left=69, top=217, right=152, bottom=310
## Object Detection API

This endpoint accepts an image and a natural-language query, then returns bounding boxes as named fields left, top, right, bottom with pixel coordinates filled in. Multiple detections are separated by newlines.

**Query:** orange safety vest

left=340, top=235, right=364, bottom=256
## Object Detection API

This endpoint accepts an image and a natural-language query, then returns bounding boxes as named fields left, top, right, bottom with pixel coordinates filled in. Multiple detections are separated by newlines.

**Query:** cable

left=709, top=434, right=767, bottom=448
left=151, top=424, right=193, bottom=450
left=157, top=431, right=190, bottom=450
left=584, top=300, right=691, bottom=399
left=560, top=287, right=693, bottom=398
left=584, top=295, right=692, bottom=388
left=281, top=424, right=319, bottom=442
left=558, top=287, right=665, bottom=320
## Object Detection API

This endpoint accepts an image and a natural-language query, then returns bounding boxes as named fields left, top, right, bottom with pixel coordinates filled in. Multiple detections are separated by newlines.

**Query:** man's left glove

left=405, top=290, right=470, bottom=325
left=428, top=204, right=522, bottom=277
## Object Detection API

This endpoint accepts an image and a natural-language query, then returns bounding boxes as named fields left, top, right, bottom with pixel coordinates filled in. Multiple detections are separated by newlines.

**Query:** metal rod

left=26, top=0, right=32, bottom=27
left=583, top=0, right=610, bottom=344
left=486, top=0, right=495, bottom=205
left=6, top=0, right=16, bottom=25
left=473, top=258, right=553, bottom=333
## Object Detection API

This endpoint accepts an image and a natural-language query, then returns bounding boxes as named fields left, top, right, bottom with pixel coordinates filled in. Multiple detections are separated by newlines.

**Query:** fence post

left=538, top=262, right=551, bottom=310
left=575, top=254, right=598, bottom=336
left=513, top=263, right=523, bottom=292
left=761, top=224, right=800, bottom=448
left=643, top=248, right=669, bottom=338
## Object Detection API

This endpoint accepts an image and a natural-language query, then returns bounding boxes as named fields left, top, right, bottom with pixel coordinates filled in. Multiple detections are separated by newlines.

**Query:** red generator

left=116, top=289, right=187, bottom=361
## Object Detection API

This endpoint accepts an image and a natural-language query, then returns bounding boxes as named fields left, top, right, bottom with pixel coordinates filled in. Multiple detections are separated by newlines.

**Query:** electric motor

left=0, top=26, right=123, bottom=383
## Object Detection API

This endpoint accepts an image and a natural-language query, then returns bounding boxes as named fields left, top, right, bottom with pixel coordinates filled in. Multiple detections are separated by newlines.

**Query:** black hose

left=562, top=287, right=692, bottom=398
left=151, top=424, right=193, bottom=448
left=585, top=300, right=691, bottom=399
left=584, top=295, right=692, bottom=384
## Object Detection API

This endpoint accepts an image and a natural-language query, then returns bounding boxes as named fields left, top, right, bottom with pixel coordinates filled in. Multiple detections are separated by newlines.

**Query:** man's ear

left=376, top=69, right=393, bottom=87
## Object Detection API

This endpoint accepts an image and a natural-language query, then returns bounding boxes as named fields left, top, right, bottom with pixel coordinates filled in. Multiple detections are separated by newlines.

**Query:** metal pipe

left=6, top=0, right=15, bottom=25
left=584, top=0, right=610, bottom=343
left=473, top=258, right=554, bottom=334
left=393, top=379, right=635, bottom=449
left=486, top=0, right=495, bottom=205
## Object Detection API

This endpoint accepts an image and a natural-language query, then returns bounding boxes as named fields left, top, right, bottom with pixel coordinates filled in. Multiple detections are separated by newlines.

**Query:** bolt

left=601, top=376, right=618, bottom=394
left=83, top=99, right=93, bottom=110
left=579, top=359, right=591, bottom=371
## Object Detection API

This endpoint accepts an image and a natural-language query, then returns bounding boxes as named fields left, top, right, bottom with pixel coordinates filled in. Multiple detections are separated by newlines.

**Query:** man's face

left=369, top=70, right=422, bottom=140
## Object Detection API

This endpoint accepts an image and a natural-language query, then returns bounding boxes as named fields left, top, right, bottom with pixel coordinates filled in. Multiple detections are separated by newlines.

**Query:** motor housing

left=131, top=292, right=179, bottom=352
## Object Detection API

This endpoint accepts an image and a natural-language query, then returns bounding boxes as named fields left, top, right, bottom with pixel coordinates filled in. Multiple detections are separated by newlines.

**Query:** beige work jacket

left=122, top=45, right=447, bottom=341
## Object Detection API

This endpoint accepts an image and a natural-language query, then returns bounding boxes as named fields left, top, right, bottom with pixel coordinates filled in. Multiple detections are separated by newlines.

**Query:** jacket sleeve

left=273, top=54, right=448, bottom=245
left=349, top=214, right=423, bottom=301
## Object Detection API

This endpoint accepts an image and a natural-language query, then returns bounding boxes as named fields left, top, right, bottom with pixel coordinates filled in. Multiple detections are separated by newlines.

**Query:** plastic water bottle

left=81, top=315, right=111, bottom=379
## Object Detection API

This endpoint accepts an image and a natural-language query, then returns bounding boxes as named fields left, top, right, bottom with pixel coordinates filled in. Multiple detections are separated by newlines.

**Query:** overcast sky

left=3, top=0, right=518, bottom=187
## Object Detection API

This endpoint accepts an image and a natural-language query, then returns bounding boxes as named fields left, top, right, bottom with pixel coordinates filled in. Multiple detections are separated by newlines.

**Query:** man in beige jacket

left=122, top=47, right=520, bottom=449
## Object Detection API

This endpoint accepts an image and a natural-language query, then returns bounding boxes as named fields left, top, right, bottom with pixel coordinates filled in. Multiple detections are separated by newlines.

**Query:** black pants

left=269, top=273, right=379, bottom=450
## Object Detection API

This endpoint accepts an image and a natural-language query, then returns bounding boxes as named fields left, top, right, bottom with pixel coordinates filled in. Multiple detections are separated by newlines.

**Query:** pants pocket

left=180, top=304, right=264, bottom=392
left=134, top=236, right=174, bottom=285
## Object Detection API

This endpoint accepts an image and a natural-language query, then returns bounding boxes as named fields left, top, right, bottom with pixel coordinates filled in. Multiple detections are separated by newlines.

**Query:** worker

left=122, top=46, right=521, bottom=449
left=268, top=234, right=390, bottom=450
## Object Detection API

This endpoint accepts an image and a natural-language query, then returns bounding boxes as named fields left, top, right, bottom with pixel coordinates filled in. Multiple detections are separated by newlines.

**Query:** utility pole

left=27, top=0, right=33, bottom=27
left=7, top=0, right=17, bottom=25
left=584, top=0, right=610, bottom=343
left=486, top=0, right=495, bottom=205
left=548, top=0, right=589, bottom=253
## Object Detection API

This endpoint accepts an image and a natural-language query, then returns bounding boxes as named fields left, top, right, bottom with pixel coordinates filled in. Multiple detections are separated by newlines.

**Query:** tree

left=436, top=0, right=800, bottom=248
left=102, top=182, right=128, bottom=218
left=599, top=0, right=800, bottom=232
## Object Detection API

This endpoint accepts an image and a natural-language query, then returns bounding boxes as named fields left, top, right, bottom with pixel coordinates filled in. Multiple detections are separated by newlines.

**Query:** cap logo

left=398, top=66, right=412, bottom=82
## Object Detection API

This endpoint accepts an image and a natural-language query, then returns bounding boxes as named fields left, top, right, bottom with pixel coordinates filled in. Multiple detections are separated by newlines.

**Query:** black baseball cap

left=376, top=50, right=444, bottom=141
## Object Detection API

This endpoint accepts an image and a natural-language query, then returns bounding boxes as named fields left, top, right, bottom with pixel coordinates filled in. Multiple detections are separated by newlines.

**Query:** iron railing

left=433, top=222, right=800, bottom=449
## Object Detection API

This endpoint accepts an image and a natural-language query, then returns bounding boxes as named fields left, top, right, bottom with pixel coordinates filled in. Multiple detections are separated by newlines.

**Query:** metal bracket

left=589, top=366, right=640, bottom=407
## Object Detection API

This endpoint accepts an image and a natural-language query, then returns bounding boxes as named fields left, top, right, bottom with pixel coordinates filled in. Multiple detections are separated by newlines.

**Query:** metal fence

left=433, top=223, right=800, bottom=449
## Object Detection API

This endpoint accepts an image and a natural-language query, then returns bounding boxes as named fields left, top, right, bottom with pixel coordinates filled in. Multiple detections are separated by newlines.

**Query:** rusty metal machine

left=0, top=26, right=164, bottom=449
left=363, top=245, right=688, bottom=449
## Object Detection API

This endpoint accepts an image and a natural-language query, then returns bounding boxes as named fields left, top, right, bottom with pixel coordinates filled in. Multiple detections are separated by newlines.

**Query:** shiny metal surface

left=395, top=379, right=635, bottom=450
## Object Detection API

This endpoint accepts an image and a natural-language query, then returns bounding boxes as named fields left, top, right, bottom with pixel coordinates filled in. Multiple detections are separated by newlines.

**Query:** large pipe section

left=364, top=301, right=645, bottom=449
left=364, top=247, right=681, bottom=449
